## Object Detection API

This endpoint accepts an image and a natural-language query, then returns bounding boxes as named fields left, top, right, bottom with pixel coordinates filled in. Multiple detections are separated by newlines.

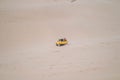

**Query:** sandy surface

left=0, top=0, right=120, bottom=80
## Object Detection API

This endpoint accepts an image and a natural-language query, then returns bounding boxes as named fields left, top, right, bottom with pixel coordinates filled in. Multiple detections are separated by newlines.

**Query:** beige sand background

left=0, top=0, right=120, bottom=80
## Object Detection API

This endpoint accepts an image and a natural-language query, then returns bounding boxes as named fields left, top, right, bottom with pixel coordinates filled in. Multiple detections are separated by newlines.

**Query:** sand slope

left=0, top=0, right=120, bottom=80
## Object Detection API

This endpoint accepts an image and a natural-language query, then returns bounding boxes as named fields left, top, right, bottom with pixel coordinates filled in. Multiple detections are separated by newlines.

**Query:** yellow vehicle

left=56, top=38, right=68, bottom=46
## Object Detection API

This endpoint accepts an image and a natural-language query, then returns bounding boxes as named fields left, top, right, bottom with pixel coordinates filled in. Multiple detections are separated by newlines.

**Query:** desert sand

left=0, top=0, right=120, bottom=80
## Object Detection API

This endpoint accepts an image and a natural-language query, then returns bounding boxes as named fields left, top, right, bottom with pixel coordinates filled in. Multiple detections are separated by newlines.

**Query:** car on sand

left=56, top=38, right=68, bottom=46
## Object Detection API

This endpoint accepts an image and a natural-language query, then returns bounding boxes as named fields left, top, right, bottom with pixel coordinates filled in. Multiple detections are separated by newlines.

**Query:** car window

left=61, top=39, right=64, bottom=41
left=58, top=39, right=64, bottom=41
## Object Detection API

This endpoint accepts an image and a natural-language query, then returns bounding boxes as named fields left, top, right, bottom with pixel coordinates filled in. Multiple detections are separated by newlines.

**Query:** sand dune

left=0, top=0, right=120, bottom=80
